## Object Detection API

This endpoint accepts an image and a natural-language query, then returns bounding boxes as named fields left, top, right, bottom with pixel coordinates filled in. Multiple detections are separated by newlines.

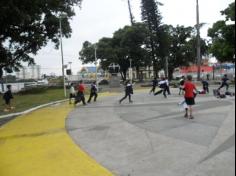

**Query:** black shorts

left=69, top=93, right=75, bottom=99
left=185, top=97, right=195, bottom=106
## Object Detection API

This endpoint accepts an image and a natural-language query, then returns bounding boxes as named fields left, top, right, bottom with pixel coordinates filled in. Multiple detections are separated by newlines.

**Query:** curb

left=0, top=99, right=68, bottom=119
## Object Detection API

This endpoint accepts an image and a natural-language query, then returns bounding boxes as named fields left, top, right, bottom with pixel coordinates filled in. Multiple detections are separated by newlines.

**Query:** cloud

left=34, top=0, right=233, bottom=75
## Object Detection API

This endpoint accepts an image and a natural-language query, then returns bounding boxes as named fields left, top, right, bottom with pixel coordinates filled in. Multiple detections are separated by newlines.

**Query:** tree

left=79, top=23, right=150, bottom=81
left=208, top=2, right=235, bottom=63
left=167, top=25, right=194, bottom=79
left=0, top=0, right=83, bottom=79
left=141, top=0, right=163, bottom=77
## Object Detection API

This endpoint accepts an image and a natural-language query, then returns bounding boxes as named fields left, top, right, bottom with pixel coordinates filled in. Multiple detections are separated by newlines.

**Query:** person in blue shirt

left=119, top=80, right=133, bottom=104
left=87, top=81, right=98, bottom=103
left=3, top=85, right=14, bottom=112
left=218, top=74, right=229, bottom=91
left=149, top=77, right=158, bottom=95
left=154, top=77, right=168, bottom=98
left=201, top=79, right=209, bottom=93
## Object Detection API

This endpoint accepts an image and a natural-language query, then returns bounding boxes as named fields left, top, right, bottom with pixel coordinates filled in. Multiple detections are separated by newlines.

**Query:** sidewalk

left=67, top=89, right=235, bottom=176
left=0, top=100, right=113, bottom=176
left=0, top=89, right=234, bottom=176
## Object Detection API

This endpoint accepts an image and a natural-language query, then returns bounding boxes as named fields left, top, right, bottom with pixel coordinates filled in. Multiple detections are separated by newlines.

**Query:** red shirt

left=77, top=84, right=85, bottom=93
left=184, top=81, right=196, bottom=98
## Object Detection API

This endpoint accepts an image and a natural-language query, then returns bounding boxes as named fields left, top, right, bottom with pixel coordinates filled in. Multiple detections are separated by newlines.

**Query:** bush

left=18, top=86, right=48, bottom=95
left=99, top=79, right=109, bottom=85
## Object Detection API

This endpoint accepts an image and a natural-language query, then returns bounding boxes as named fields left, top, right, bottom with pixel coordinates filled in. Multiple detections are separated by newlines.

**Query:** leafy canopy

left=0, top=0, right=82, bottom=77
left=208, top=2, right=235, bottom=63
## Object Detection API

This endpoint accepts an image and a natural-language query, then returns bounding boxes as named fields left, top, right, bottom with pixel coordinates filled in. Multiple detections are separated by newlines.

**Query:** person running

left=119, top=80, right=133, bottom=104
left=201, top=78, right=209, bottom=94
left=218, top=74, right=229, bottom=91
left=183, top=75, right=197, bottom=119
left=87, top=81, right=98, bottom=103
left=74, top=80, right=86, bottom=106
left=149, top=77, right=158, bottom=95
left=154, top=77, right=168, bottom=98
left=3, top=85, right=14, bottom=112
left=179, top=76, right=185, bottom=95
left=165, top=77, right=171, bottom=95
left=69, top=83, right=76, bottom=104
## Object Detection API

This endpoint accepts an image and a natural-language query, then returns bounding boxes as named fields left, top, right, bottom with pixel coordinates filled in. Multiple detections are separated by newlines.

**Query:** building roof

left=180, top=66, right=213, bottom=74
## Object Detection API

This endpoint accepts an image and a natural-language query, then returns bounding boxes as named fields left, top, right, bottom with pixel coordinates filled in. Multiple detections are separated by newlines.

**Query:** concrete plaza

left=67, top=89, right=235, bottom=176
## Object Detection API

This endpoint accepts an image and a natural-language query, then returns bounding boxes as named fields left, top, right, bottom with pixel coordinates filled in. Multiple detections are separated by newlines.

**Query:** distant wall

left=0, top=83, right=25, bottom=93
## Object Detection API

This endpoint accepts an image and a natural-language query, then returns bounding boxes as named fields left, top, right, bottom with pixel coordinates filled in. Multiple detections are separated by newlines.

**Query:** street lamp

left=196, top=0, right=202, bottom=81
left=94, top=45, right=98, bottom=88
left=59, top=14, right=67, bottom=97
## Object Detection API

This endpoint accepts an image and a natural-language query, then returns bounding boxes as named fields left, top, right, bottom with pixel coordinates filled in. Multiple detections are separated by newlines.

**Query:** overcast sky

left=34, top=0, right=233, bottom=75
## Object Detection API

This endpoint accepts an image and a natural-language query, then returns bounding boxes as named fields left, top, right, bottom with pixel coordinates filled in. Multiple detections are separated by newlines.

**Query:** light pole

left=196, top=0, right=201, bottom=81
left=94, top=45, right=98, bottom=88
left=59, top=14, right=67, bottom=98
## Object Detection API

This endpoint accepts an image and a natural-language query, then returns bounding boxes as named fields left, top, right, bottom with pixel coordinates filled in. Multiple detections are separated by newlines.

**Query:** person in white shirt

left=69, top=83, right=76, bottom=104
left=154, top=77, right=168, bottom=98
left=119, top=80, right=134, bottom=104
left=165, top=77, right=171, bottom=95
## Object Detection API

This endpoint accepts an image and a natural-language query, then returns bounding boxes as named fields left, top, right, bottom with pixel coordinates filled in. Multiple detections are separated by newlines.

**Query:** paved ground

left=0, top=100, right=113, bottom=176
left=67, top=88, right=235, bottom=176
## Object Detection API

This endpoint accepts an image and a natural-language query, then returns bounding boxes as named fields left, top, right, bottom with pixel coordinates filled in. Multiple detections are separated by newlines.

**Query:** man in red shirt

left=183, top=75, right=197, bottom=119
left=75, top=80, right=86, bottom=106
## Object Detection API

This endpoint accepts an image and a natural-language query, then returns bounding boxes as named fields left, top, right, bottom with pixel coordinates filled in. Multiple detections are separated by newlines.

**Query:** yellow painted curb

left=0, top=94, right=114, bottom=176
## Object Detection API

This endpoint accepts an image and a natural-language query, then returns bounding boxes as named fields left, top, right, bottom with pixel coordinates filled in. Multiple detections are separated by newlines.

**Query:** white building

left=16, top=65, right=41, bottom=80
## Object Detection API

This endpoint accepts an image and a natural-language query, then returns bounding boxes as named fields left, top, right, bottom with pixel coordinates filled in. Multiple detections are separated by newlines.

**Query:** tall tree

left=208, top=2, right=235, bottom=63
left=141, top=0, right=163, bottom=77
left=0, top=0, right=82, bottom=79
left=79, top=23, right=149, bottom=81
left=166, top=25, right=208, bottom=79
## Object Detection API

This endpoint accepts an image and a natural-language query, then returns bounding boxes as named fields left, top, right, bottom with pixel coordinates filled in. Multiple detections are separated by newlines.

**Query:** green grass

left=0, top=88, right=67, bottom=116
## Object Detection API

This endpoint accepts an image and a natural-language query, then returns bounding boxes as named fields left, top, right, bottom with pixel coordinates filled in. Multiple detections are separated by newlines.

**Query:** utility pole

left=127, top=0, right=135, bottom=25
left=196, top=0, right=201, bottom=81
left=59, top=14, right=67, bottom=98
left=95, top=45, right=98, bottom=88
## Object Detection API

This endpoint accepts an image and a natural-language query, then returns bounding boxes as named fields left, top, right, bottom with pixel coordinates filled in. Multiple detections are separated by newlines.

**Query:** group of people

left=148, top=76, right=197, bottom=119
left=2, top=74, right=233, bottom=120
left=69, top=80, right=98, bottom=106
left=149, top=77, right=171, bottom=98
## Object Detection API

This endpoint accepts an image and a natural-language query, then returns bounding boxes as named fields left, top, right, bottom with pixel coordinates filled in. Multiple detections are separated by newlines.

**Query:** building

left=16, top=65, right=41, bottom=80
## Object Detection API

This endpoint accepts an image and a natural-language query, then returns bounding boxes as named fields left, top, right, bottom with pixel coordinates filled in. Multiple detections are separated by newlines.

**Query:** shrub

left=99, top=79, right=109, bottom=85
left=18, top=86, right=48, bottom=95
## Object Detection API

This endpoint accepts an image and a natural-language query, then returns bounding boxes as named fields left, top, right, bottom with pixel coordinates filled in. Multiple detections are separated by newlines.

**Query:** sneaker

left=4, top=109, right=10, bottom=112
left=184, top=114, right=188, bottom=118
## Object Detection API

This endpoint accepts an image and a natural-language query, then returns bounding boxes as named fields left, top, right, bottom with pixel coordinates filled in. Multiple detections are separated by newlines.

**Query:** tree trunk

left=120, top=69, right=127, bottom=81
left=0, top=67, right=4, bottom=92
left=153, top=60, right=158, bottom=78
left=0, top=67, right=3, bottom=79
left=136, top=66, right=140, bottom=81
left=168, top=67, right=175, bottom=81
